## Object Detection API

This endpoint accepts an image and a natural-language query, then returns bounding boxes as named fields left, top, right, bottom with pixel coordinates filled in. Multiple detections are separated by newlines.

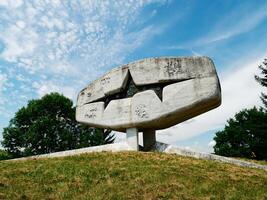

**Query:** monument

left=76, top=56, right=221, bottom=151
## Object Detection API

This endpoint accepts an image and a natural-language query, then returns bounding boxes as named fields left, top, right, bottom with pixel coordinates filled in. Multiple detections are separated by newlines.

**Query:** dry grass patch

left=0, top=152, right=266, bottom=200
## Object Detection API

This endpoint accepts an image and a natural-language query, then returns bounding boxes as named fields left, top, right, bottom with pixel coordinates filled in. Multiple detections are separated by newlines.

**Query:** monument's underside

left=76, top=56, right=221, bottom=132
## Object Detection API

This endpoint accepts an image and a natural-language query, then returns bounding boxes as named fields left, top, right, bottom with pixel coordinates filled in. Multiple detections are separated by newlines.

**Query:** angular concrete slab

left=76, top=102, right=105, bottom=127
left=76, top=56, right=221, bottom=132
left=102, top=98, right=132, bottom=129
left=77, top=79, right=105, bottom=106
left=129, top=57, right=216, bottom=85
left=101, top=66, right=129, bottom=95
left=131, top=90, right=162, bottom=125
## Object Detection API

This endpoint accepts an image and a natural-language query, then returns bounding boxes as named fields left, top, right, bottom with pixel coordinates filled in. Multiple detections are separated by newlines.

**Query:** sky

left=0, top=0, right=266, bottom=152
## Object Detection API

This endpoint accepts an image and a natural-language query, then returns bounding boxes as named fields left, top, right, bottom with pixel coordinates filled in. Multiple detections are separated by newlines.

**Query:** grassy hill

left=0, top=152, right=267, bottom=200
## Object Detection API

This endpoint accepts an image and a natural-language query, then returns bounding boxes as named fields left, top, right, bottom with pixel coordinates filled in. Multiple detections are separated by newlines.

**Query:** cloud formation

left=0, top=0, right=166, bottom=114
left=196, top=2, right=267, bottom=45
left=0, top=73, right=7, bottom=105
left=165, top=2, right=267, bottom=50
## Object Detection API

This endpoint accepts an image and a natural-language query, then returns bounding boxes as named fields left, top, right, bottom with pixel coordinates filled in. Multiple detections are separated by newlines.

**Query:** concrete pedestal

left=143, top=130, right=156, bottom=151
left=126, top=128, right=139, bottom=150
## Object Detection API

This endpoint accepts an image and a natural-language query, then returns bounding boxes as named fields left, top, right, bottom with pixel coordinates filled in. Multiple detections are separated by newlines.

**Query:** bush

left=1, top=93, right=114, bottom=157
left=0, top=149, right=13, bottom=160
left=214, top=107, right=267, bottom=160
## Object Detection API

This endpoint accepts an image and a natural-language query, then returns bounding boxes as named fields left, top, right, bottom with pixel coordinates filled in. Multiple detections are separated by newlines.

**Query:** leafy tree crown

left=1, top=93, right=114, bottom=157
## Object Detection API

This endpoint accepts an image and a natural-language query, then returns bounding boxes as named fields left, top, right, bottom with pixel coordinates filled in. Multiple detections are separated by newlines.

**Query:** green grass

left=0, top=152, right=267, bottom=200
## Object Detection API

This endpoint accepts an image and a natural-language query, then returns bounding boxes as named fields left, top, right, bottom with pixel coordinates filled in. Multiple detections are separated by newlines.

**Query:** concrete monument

left=76, top=56, right=221, bottom=150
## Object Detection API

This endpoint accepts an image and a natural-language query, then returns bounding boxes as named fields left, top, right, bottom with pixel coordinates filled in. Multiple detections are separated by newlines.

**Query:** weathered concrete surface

left=76, top=56, right=221, bottom=132
left=126, top=128, right=139, bottom=151
left=6, top=142, right=267, bottom=172
left=129, top=57, right=216, bottom=85
left=6, top=142, right=133, bottom=161
left=153, top=142, right=267, bottom=171
left=77, top=79, right=105, bottom=106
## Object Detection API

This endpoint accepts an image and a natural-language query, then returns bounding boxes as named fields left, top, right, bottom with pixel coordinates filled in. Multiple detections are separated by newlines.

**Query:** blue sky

left=0, top=0, right=266, bottom=152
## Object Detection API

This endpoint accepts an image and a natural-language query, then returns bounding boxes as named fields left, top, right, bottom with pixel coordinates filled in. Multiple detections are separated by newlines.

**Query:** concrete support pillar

left=126, top=128, right=139, bottom=151
left=143, top=130, right=156, bottom=151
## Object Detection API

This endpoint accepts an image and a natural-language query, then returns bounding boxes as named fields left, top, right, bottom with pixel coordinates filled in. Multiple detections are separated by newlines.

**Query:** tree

left=1, top=93, right=115, bottom=158
left=89, top=129, right=116, bottom=146
left=0, top=149, right=13, bottom=160
left=255, top=58, right=267, bottom=109
left=213, top=107, right=267, bottom=160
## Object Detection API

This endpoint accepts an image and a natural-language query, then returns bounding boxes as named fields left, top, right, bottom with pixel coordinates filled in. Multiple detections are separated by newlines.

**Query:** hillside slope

left=0, top=152, right=267, bottom=200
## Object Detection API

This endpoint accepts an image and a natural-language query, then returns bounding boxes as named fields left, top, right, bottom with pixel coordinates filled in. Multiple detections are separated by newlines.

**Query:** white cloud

left=208, top=140, right=216, bottom=147
left=0, top=24, right=38, bottom=63
left=0, top=73, right=12, bottom=119
left=0, top=0, right=167, bottom=114
left=0, top=0, right=166, bottom=90
left=0, top=0, right=8, bottom=6
left=196, top=3, right=267, bottom=45
left=0, top=74, right=7, bottom=88
left=165, top=2, right=267, bottom=50
left=157, top=55, right=265, bottom=143
left=15, top=20, right=26, bottom=29
left=0, top=0, right=163, bottom=72
left=33, top=81, right=76, bottom=101
left=15, top=74, right=30, bottom=82
left=185, top=145, right=211, bottom=153
left=0, top=73, right=7, bottom=105
left=0, top=0, right=23, bottom=8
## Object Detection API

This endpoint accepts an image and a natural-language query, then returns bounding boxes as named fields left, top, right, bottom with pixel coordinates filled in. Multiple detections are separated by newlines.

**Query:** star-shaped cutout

left=92, top=73, right=191, bottom=109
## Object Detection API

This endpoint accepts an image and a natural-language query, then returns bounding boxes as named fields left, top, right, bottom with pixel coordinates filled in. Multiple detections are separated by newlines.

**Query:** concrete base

left=142, top=130, right=156, bottom=151
left=126, top=128, right=139, bottom=150
left=7, top=142, right=133, bottom=161
left=152, top=142, right=267, bottom=171
left=5, top=141, right=267, bottom=171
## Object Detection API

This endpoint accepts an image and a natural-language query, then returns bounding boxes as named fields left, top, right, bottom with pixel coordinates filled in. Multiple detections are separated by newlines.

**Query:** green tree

left=1, top=93, right=114, bottom=158
left=213, top=107, right=267, bottom=160
left=255, top=58, right=267, bottom=109
left=0, top=149, right=13, bottom=160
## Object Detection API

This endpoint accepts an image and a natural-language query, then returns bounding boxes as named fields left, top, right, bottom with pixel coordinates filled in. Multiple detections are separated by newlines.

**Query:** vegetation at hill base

left=214, top=58, right=267, bottom=160
left=1, top=93, right=114, bottom=159
left=0, top=149, right=13, bottom=161
left=0, top=152, right=267, bottom=200
left=214, top=107, right=267, bottom=159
